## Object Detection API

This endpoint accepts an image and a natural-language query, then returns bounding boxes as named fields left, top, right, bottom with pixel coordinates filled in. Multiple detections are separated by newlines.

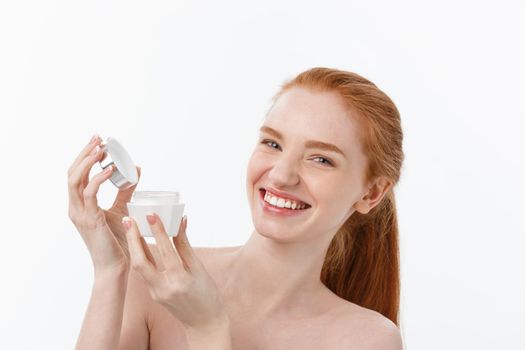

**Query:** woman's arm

left=75, top=266, right=129, bottom=350
left=124, top=213, right=232, bottom=349
left=67, top=136, right=144, bottom=349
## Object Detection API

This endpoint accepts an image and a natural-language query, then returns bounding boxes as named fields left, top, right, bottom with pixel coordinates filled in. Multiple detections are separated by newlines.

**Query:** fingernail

left=90, top=134, right=100, bottom=144
left=122, top=216, right=131, bottom=231
left=146, top=212, right=157, bottom=224
left=103, top=165, right=112, bottom=173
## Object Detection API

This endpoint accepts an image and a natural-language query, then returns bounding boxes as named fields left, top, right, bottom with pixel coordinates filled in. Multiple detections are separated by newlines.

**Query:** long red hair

left=269, top=67, right=404, bottom=326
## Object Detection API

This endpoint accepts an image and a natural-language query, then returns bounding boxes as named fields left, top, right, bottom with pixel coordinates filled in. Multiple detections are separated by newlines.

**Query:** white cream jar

left=96, top=136, right=185, bottom=237
left=127, top=191, right=185, bottom=237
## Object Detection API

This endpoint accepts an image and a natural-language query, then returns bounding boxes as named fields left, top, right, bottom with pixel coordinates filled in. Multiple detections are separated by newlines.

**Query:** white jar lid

left=98, top=137, right=138, bottom=189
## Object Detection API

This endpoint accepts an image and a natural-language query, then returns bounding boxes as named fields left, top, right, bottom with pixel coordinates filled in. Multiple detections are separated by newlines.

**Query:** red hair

left=269, top=67, right=404, bottom=326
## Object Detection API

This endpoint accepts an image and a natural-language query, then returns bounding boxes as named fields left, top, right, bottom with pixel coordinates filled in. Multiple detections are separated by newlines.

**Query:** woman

left=69, top=67, right=404, bottom=349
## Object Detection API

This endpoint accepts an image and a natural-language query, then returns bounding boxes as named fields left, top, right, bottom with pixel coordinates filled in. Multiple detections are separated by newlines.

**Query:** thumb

left=172, top=215, right=198, bottom=271
left=112, top=165, right=141, bottom=209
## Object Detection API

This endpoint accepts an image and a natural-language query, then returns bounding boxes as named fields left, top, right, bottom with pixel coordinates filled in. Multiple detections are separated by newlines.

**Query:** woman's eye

left=259, top=139, right=334, bottom=167
left=313, top=157, right=334, bottom=167
left=261, top=139, right=281, bottom=150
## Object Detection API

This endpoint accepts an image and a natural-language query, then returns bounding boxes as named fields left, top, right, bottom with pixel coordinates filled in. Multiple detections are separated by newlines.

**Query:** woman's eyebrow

left=259, top=125, right=347, bottom=159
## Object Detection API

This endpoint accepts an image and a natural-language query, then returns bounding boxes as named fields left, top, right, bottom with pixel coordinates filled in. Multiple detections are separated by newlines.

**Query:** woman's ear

left=354, top=176, right=393, bottom=214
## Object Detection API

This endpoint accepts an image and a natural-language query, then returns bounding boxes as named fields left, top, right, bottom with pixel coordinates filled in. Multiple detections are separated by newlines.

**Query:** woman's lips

left=258, top=189, right=311, bottom=216
left=259, top=188, right=311, bottom=208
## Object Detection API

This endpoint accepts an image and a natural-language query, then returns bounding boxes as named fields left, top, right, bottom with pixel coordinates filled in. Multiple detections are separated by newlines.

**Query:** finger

left=111, top=166, right=141, bottom=211
left=139, top=236, right=157, bottom=270
left=80, top=146, right=106, bottom=189
left=68, top=135, right=102, bottom=175
left=69, top=144, right=105, bottom=195
left=172, top=216, right=197, bottom=271
left=67, top=176, right=85, bottom=212
left=123, top=216, right=160, bottom=285
left=68, top=146, right=104, bottom=209
left=83, top=165, right=115, bottom=215
left=146, top=212, right=180, bottom=272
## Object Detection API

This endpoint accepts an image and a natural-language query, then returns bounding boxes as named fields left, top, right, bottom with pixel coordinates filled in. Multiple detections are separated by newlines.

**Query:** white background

left=1, top=0, right=524, bottom=349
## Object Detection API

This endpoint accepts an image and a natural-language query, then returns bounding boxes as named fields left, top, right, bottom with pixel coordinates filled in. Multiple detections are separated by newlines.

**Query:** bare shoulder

left=333, top=302, right=403, bottom=350
left=191, top=245, right=403, bottom=350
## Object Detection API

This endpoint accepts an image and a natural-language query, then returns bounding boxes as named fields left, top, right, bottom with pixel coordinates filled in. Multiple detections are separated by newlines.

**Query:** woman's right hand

left=67, top=135, right=141, bottom=275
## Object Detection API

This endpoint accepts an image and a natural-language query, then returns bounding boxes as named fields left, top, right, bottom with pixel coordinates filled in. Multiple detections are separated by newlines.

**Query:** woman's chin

left=253, top=221, right=304, bottom=243
left=257, top=230, right=297, bottom=243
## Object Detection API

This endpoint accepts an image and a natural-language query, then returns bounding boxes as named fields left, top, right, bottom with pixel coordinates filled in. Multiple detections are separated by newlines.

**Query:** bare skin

left=117, top=87, right=402, bottom=349
left=68, top=86, right=403, bottom=349
left=125, top=245, right=401, bottom=350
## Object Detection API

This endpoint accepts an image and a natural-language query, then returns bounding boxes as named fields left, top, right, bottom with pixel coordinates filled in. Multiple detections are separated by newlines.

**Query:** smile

left=258, top=189, right=311, bottom=215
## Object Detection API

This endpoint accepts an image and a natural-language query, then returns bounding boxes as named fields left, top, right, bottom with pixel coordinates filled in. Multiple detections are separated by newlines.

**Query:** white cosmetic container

left=97, top=136, right=185, bottom=237
left=99, top=137, right=139, bottom=189
left=127, top=191, right=185, bottom=237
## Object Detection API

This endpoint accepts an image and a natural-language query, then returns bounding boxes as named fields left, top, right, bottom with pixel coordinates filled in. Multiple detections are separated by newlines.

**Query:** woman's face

left=246, top=87, right=371, bottom=243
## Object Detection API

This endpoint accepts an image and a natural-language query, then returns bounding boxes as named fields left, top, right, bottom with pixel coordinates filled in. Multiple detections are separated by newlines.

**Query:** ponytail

left=321, top=190, right=400, bottom=325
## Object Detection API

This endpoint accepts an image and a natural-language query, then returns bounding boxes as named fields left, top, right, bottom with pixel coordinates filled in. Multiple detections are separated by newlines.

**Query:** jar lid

left=98, top=137, right=138, bottom=189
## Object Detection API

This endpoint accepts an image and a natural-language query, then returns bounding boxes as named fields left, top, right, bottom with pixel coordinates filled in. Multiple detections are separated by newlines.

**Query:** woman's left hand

left=122, top=212, right=229, bottom=332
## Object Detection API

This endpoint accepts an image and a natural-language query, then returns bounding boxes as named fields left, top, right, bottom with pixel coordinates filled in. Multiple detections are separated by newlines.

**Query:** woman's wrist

left=94, top=261, right=130, bottom=281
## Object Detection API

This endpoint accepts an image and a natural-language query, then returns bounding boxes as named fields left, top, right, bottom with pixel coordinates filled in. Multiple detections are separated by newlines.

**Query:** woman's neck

left=220, top=229, right=334, bottom=319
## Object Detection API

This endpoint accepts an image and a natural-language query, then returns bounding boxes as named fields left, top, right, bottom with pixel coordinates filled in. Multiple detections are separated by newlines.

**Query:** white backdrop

left=1, top=1, right=524, bottom=349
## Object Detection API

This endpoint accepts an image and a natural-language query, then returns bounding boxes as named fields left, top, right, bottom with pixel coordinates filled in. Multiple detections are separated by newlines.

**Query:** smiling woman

left=69, top=66, right=405, bottom=350
left=245, top=67, right=404, bottom=329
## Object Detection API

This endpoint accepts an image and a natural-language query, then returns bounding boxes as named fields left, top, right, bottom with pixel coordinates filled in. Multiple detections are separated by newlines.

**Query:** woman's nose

left=267, top=157, right=300, bottom=187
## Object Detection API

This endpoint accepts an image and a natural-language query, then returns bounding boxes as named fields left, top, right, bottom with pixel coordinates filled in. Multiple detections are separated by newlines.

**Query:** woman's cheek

left=247, top=152, right=270, bottom=177
left=326, top=183, right=362, bottom=225
left=246, top=153, right=267, bottom=200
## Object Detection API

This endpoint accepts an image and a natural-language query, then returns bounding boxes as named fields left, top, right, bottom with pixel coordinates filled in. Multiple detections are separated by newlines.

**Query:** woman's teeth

left=263, top=191, right=308, bottom=210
